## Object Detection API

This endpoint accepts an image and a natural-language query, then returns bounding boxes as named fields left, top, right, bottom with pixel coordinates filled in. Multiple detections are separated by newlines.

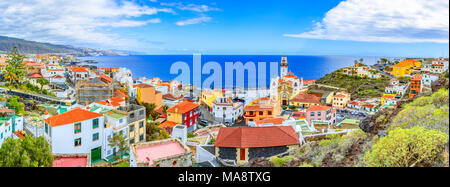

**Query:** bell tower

left=280, top=56, right=288, bottom=77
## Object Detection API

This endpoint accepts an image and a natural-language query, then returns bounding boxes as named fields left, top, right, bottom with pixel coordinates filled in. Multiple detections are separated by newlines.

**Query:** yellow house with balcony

left=392, top=59, right=421, bottom=78
left=200, top=90, right=223, bottom=111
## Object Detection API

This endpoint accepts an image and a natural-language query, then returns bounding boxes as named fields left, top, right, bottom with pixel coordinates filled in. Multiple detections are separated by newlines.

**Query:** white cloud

left=0, top=0, right=173, bottom=50
left=284, top=0, right=449, bottom=43
left=161, top=2, right=221, bottom=12
left=176, top=15, right=212, bottom=26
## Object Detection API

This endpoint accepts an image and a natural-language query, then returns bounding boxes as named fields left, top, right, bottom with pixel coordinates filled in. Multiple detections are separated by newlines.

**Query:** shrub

left=269, top=156, right=285, bottom=167
left=363, top=126, right=448, bottom=167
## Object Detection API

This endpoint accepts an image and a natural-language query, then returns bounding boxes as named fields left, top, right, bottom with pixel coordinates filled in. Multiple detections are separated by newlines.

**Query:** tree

left=4, top=46, right=25, bottom=85
left=7, top=96, right=25, bottom=114
left=108, top=132, right=128, bottom=160
left=363, top=126, right=448, bottom=167
left=142, top=102, right=157, bottom=118
left=162, top=105, right=169, bottom=114
left=0, top=136, right=53, bottom=167
left=36, top=78, right=50, bottom=92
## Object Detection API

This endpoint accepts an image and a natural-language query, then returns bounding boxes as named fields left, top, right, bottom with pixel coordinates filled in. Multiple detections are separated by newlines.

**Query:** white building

left=0, top=111, right=24, bottom=147
left=212, top=97, right=244, bottom=124
left=270, top=56, right=305, bottom=101
left=422, top=73, right=440, bottom=86
left=43, top=108, right=109, bottom=162
left=385, top=79, right=409, bottom=97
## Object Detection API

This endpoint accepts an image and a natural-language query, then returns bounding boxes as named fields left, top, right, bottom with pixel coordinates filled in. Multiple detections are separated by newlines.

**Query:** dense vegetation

left=0, top=136, right=53, bottom=167
left=261, top=89, right=450, bottom=167
left=316, top=69, right=390, bottom=98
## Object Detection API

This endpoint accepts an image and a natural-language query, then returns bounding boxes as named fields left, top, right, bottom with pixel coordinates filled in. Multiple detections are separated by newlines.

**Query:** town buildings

left=243, top=97, right=280, bottom=124
left=0, top=109, right=24, bottom=147
left=116, top=104, right=147, bottom=145
left=391, top=59, right=422, bottom=78
left=129, top=138, right=192, bottom=167
left=214, top=126, right=300, bottom=166
left=161, top=101, right=200, bottom=132
left=43, top=108, right=107, bottom=162
left=289, top=91, right=321, bottom=109
left=76, top=77, right=114, bottom=105
left=332, top=92, right=351, bottom=109
left=306, top=105, right=336, bottom=126
left=212, top=97, right=244, bottom=124
left=422, top=73, right=439, bottom=86
left=270, top=57, right=306, bottom=107
left=409, top=74, right=423, bottom=99
left=136, top=83, right=163, bottom=110
left=342, top=63, right=382, bottom=79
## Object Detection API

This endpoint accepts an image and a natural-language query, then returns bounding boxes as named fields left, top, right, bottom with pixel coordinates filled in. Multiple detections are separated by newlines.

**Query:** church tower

left=280, top=56, right=288, bottom=77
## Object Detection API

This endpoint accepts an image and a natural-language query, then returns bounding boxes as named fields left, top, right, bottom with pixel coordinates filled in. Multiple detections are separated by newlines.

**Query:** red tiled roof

left=334, top=94, right=346, bottom=98
left=114, top=90, right=128, bottom=98
left=306, top=105, right=331, bottom=112
left=159, top=121, right=178, bottom=129
left=163, top=94, right=183, bottom=100
left=69, top=67, right=89, bottom=73
left=136, top=83, right=153, bottom=88
left=215, top=126, right=300, bottom=148
left=167, top=101, right=199, bottom=114
left=291, top=92, right=321, bottom=104
left=44, top=108, right=103, bottom=127
left=48, top=69, right=64, bottom=71
left=29, top=73, right=43, bottom=78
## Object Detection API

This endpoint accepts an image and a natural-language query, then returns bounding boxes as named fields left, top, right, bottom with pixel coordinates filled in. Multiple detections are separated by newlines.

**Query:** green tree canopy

left=0, top=136, right=53, bottom=167
left=108, top=132, right=128, bottom=159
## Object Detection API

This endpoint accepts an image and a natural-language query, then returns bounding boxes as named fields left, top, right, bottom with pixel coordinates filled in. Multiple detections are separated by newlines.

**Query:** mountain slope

left=0, top=36, right=127, bottom=56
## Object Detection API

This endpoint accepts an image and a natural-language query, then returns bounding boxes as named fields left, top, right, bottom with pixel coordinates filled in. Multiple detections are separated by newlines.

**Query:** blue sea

left=79, top=55, right=380, bottom=88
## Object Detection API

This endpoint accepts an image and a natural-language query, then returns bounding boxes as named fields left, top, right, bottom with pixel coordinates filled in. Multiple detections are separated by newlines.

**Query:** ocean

left=79, top=55, right=379, bottom=88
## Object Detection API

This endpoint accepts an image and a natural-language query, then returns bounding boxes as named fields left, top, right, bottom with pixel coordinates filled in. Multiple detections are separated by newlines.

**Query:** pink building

left=306, top=105, right=336, bottom=125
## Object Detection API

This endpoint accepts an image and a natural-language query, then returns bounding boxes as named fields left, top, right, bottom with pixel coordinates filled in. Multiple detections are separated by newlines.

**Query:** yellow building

left=200, top=90, right=223, bottom=111
left=392, top=59, right=421, bottom=78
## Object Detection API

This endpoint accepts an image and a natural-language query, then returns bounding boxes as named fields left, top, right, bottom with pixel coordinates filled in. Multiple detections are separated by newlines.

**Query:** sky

left=0, top=0, right=448, bottom=57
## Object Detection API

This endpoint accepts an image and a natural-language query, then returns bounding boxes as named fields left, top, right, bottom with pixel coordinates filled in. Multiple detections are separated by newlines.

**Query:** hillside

left=315, top=69, right=390, bottom=99
left=0, top=35, right=127, bottom=56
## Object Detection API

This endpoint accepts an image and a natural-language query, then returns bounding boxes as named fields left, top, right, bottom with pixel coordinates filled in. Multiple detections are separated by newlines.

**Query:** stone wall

left=248, top=146, right=288, bottom=160
left=217, top=147, right=237, bottom=160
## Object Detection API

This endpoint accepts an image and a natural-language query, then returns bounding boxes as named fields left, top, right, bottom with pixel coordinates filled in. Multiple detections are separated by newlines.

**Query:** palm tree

left=143, top=102, right=157, bottom=118
left=4, top=67, right=17, bottom=85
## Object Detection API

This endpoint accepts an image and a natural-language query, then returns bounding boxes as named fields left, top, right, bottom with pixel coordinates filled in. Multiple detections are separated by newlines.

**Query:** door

left=91, top=147, right=102, bottom=162
left=240, top=148, right=246, bottom=161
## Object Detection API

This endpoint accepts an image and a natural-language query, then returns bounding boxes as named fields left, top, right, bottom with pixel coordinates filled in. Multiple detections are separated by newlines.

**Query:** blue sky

left=0, top=0, right=448, bottom=57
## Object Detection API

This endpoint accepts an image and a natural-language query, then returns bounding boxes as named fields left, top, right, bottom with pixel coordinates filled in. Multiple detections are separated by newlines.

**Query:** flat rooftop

left=53, top=156, right=88, bottom=167
left=135, top=140, right=186, bottom=165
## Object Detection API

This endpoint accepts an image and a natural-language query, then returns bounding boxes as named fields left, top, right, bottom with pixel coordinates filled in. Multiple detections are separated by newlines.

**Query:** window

left=74, top=138, right=81, bottom=147
left=92, top=119, right=99, bottom=129
left=318, top=112, right=321, bottom=116
left=74, top=123, right=81, bottom=134
left=310, top=112, right=315, bottom=117
left=129, top=125, right=135, bottom=132
left=130, top=138, right=135, bottom=144
left=268, top=111, right=272, bottom=115
left=93, top=133, right=99, bottom=141
left=139, top=110, right=144, bottom=116
left=45, top=124, right=48, bottom=134
left=130, top=113, right=135, bottom=118
left=139, top=121, right=144, bottom=128
left=259, top=111, right=263, bottom=115
left=140, top=135, right=144, bottom=141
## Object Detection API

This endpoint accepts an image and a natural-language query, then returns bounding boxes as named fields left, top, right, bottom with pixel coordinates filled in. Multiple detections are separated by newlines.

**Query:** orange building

left=409, top=74, right=423, bottom=99
left=136, top=83, right=162, bottom=109
left=243, top=97, right=280, bottom=124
